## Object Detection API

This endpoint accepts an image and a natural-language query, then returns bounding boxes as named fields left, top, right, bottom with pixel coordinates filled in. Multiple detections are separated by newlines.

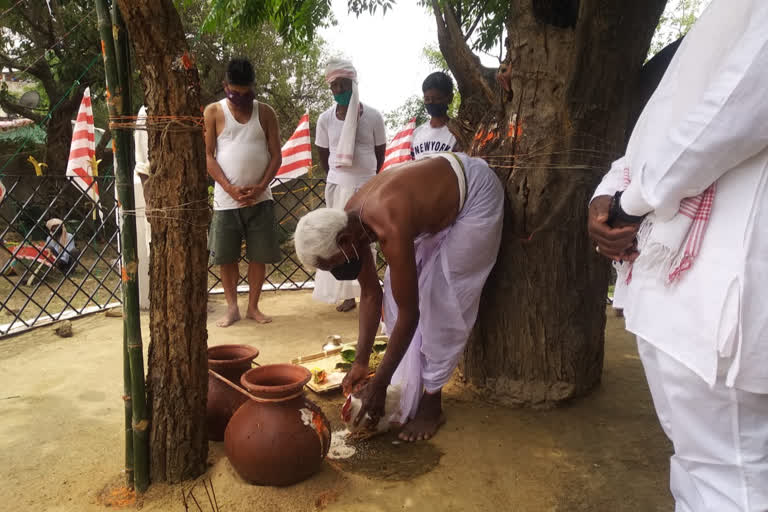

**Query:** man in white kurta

left=589, top=2, right=768, bottom=510
left=314, top=59, right=387, bottom=312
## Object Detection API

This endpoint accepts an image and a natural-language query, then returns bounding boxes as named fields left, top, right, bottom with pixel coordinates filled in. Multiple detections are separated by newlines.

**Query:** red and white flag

left=66, top=88, right=98, bottom=204
left=381, top=118, right=416, bottom=171
left=271, top=113, right=312, bottom=188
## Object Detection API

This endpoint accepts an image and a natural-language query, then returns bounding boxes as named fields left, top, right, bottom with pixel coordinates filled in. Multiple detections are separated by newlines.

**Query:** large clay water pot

left=207, top=344, right=259, bottom=441
left=224, top=364, right=331, bottom=486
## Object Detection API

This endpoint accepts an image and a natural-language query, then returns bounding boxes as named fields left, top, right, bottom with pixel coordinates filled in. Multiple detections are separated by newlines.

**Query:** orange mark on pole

left=121, top=265, right=129, bottom=282
left=100, top=40, right=106, bottom=57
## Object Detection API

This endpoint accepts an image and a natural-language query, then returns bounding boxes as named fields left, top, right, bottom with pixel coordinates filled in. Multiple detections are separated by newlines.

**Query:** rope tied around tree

left=108, top=115, right=204, bottom=133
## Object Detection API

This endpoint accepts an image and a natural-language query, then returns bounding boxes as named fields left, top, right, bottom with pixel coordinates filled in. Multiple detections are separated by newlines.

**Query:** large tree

left=114, top=0, right=337, bottom=484
left=352, top=0, right=668, bottom=405
left=116, top=0, right=210, bottom=483
left=0, top=0, right=107, bottom=174
left=430, top=0, right=667, bottom=405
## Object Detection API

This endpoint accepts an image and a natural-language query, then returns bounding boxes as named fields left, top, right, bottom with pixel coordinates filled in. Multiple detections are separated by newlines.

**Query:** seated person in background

left=295, top=152, right=503, bottom=442
left=410, top=72, right=458, bottom=160
left=45, top=218, right=78, bottom=273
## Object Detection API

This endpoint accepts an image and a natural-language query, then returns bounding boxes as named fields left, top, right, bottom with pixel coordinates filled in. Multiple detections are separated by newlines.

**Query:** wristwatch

left=606, top=191, right=646, bottom=227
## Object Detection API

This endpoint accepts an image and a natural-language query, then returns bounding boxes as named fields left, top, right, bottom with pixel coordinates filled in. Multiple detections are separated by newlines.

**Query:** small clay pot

left=224, top=364, right=331, bottom=486
left=207, top=344, right=259, bottom=442
left=208, top=344, right=260, bottom=383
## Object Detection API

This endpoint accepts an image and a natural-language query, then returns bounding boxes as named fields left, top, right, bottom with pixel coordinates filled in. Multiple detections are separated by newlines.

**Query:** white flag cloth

left=381, top=118, right=416, bottom=171
left=271, top=113, right=312, bottom=187
left=65, top=88, right=99, bottom=206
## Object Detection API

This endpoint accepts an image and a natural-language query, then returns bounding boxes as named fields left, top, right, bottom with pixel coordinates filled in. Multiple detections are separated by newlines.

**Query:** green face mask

left=333, top=90, right=353, bottom=106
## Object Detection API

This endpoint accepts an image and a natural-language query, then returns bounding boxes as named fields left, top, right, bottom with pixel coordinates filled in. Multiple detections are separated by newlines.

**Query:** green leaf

left=341, top=348, right=357, bottom=363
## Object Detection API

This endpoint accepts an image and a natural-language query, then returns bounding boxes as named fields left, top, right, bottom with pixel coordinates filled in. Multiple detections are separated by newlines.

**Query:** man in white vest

left=203, top=58, right=282, bottom=327
left=588, top=2, right=768, bottom=510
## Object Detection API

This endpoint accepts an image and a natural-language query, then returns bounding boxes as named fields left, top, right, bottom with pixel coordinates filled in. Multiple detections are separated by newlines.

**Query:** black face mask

left=425, top=102, right=449, bottom=118
left=330, top=245, right=362, bottom=281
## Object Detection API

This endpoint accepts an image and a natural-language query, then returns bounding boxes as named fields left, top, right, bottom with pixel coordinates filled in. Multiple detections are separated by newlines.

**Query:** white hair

left=294, top=208, right=349, bottom=270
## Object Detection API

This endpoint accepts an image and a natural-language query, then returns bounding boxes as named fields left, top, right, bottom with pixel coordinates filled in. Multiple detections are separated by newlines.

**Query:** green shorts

left=208, top=201, right=281, bottom=265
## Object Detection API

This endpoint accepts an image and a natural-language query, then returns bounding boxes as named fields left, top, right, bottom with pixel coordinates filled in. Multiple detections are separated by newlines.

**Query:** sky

left=318, top=0, right=499, bottom=115
left=318, top=1, right=440, bottom=114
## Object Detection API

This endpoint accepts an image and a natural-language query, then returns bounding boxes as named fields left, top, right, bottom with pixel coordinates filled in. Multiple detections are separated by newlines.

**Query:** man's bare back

left=344, top=156, right=462, bottom=243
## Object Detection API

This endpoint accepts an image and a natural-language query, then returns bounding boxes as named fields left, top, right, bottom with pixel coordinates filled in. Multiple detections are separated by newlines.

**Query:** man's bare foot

left=398, top=390, right=445, bottom=442
left=216, top=306, right=241, bottom=328
left=336, top=299, right=356, bottom=312
left=246, top=308, right=273, bottom=324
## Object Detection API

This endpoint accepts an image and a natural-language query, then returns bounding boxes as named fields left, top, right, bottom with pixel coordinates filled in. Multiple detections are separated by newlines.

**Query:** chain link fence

left=1, top=175, right=387, bottom=337
left=0, top=175, right=121, bottom=336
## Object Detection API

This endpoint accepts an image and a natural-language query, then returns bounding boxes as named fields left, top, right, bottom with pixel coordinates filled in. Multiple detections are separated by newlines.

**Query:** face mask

left=330, top=245, right=362, bottom=281
left=225, top=86, right=255, bottom=109
left=425, top=103, right=449, bottom=118
left=334, top=90, right=353, bottom=106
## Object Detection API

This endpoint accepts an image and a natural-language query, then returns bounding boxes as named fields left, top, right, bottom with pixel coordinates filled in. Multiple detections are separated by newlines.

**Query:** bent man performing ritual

left=295, top=152, right=503, bottom=441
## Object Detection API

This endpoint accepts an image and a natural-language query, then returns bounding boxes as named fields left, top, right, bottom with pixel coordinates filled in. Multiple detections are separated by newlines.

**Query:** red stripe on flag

left=385, top=141, right=411, bottom=156
left=71, top=167, right=94, bottom=185
left=81, top=95, right=92, bottom=107
left=391, top=127, right=415, bottom=139
left=288, top=128, right=311, bottom=141
left=281, top=144, right=312, bottom=158
left=71, top=131, right=95, bottom=143
left=76, top=112, right=94, bottom=124
left=277, top=159, right=312, bottom=175
left=69, top=147, right=95, bottom=159
left=382, top=154, right=412, bottom=170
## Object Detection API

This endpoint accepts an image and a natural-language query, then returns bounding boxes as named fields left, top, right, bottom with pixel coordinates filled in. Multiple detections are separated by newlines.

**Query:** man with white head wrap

left=314, top=59, right=387, bottom=313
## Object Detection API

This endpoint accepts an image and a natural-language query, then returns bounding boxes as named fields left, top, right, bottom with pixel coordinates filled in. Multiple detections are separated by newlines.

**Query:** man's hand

left=342, top=361, right=369, bottom=396
left=233, top=183, right=268, bottom=206
left=352, top=379, right=387, bottom=428
left=224, top=185, right=252, bottom=204
left=588, top=195, right=640, bottom=262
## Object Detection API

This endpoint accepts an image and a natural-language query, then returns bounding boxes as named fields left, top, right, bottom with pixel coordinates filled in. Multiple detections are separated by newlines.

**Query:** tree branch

left=431, top=0, right=495, bottom=112
left=0, top=95, right=44, bottom=123
left=464, top=0, right=491, bottom=42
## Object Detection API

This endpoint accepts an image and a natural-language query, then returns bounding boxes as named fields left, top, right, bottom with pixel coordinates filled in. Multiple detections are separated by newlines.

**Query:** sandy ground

left=0, top=291, right=673, bottom=511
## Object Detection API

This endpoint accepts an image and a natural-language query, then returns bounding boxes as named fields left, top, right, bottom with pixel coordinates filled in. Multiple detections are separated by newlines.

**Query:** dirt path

left=0, top=292, right=672, bottom=511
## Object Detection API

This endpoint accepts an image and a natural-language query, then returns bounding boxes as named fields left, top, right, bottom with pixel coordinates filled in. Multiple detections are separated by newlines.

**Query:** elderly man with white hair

left=295, top=152, right=503, bottom=441
left=314, top=59, right=387, bottom=313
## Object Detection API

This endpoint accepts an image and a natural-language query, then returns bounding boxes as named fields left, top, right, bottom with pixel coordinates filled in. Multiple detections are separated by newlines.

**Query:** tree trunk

left=116, top=0, right=210, bottom=483
left=442, top=1, right=667, bottom=406
left=45, top=97, right=80, bottom=175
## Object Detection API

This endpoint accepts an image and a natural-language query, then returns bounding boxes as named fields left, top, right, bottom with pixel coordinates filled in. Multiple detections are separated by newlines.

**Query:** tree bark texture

left=440, top=0, right=667, bottom=406
left=116, top=0, right=210, bottom=483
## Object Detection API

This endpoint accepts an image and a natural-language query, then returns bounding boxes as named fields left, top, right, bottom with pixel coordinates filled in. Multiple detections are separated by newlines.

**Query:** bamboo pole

left=122, top=322, right=134, bottom=487
left=95, top=0, right=149, bottom=492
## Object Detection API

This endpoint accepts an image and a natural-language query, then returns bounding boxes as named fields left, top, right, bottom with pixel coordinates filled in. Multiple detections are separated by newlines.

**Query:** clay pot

left=207, top=344, right=259, bottom=442
left=224, top=364, right=331, bottom=486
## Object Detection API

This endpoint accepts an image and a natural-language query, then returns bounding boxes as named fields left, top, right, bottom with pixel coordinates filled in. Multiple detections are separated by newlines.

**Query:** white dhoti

left=313, top=182, right=375, bottom=303
left=383, top=153, right=504, bottom=423
left=134, top=174, right=151, bottom=311
left=637, top=338, right=768, bottom=512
